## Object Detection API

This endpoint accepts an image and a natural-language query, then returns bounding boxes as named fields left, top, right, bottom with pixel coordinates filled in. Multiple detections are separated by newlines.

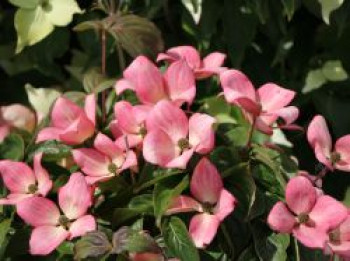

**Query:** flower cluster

left=268, top=115, right=350, bottom=260
left=0, top=45, right=312, bottom=258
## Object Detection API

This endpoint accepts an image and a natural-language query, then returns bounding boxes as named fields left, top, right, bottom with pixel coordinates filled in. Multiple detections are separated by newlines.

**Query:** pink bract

left=73, top=132, right=137, bottom=184
left=36, top=94, right=96, bottom=145
left=157, top=45, right=227, bottom=79
left=110, top=101, right=151, bottom=149
left=0, top=104, right=36, bottom=141
left=142, top=101, right=216, bottom=169
left=115, top=56, right=196, bottom=107
left=307, top=115, right=350, bottom=172
left=325, top=215, right=350, bottom=259
left=16, top=172, right=96, bottom=255
left=267, top=176, right=347, bottom=249
left=0, top=153, right=52, bottom=205
left=220, top=70, right=299, bottom=135
left=166, top=158, right=237, bottom=248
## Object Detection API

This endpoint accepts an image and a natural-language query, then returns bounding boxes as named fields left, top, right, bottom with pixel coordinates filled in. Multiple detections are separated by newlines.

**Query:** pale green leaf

left=303, top=60, right=348, bottom=93
left=45, top=0, right=83, bottom=26
left=14, top=0, right=82, bottom=53
left=270, top=129, right=292, bottom=148
left=9, top=0, right=39, bottom=9
left=318, top=0, right=344, bottom=24
left=302, top=69, right=327, bottom=93
left=182, top=0, right=203, bottom=24
left=281, top=0, right=295, bottom=21
left=14, top=8, right=54, bottom=53
left=321, top=60, right=348, bottom=81
left=25, top=84, right=61, bottom=118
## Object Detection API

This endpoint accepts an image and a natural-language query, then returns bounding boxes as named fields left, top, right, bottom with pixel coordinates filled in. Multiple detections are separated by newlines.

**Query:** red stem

left=101, top=29, right=107, bottom=123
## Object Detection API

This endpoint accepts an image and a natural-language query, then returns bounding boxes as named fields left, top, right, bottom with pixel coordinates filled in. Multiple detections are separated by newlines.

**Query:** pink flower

left=324, top=215, right=350, bottom=259
left=307, top=115, right=350, bottom=172
left=0, top=153, right=52, bottom=205
left=143, top=101, right=216, bottom=169
left=157, top=46, right=227, bottom=79
left=298, top=170, right=323, bottom=189
left=167, top=158, right=236, bottom=248
left=268, top=176, right=347, bottom=249
left=110, top=101, right=151, bottom=149
left=115, top=56, right=196, bottom=106
left=0, top=104, right=36, bottom=142
left=220, top=70, right=299, bottom=135
left=73, top=133, right=137, bottom=184
left=36, top=94, right=96, bottom=145
left=16, top=172, right=96, bottom=255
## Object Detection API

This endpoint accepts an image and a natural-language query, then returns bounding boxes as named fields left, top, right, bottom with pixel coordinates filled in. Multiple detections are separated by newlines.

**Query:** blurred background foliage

left=1, top=0, right=350, bottom=241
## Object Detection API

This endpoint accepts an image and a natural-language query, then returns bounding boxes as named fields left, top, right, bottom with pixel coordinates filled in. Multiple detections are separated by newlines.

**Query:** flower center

left=108, top=163, right=118, bottom=174
left=329, top=230, right=341, bottom=245
left=297, top=213, right=309, bottom=224
left=27, top=184, right=38, bottom=194
left=58, top=215, right=70, bottom=229
left=331, top=152, right=341, bottom=164
left=202, top=202, right=214, bottom=214
left=40, top=0, right=52, bottom=12
left=178, top=138, right=191, bottom=151
left=139, top=126, right=147, bottom=137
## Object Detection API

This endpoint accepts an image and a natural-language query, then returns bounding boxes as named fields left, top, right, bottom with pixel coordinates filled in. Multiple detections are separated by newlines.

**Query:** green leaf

left=225, top=164, right=257, bottom=220
left=223, top=0, right=258, bottom=67
left=128, top=194, right=154, bottom=215
left=251, top=221, right=290, bottom=261
left=57, top=241, right=74, bottom=256
left=125, top=230, right=160, bottom=253
left=83, top=68, right=115, bottom=94
left=303, top=60, right=348, bottom=93
left=112, top=227, right=160, bottom=254
left=9, top=0, right=39, bottom=8
left=111, top=227, right=129, bottom=254
left=14, top=8, right=54, bottom=53
left=281, top=0, right=295, bottom=21
left=299, top=243, right=329, bottom=261
left=74, top=231, right=111, bottom=260
left=203, top=96, right=237, bottom=125
left=112, top=208, right=142, bottom=228
left=74, top=20, right=102, bottom=32
left=30, top=140, right=72, bottom=162
left=163, top=217, right=200, bottom=261
left=0, top=133, right=25, bottom=160
left=321, top=60, right=348, bottom=81
left=270, top=129, right=292, bottom=148
left=0, top=218, right=12, bottom=249
left=109, top=14, right=164, bottom=58
left=237, top=245, right=259, bottom=261
left=44, top=0, right=83, bottom=27
left=182, top=0, right=203, bottom=24
left=252, top=146, right=286, bottom=197
left=25, top=84, right=61, bottom=118
left=302, top=69, right=327, bottom=93
left=134, top=167, right=184, bottom=194
left=318, top=0, right=344, bottom=24
left=153, top=175, right=189, bottom=226
left=14, top=0, right=82, bottom=53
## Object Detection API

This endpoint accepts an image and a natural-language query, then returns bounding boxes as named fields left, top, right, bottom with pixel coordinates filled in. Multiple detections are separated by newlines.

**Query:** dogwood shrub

left=1, top=45, right=350, bottom=260
left=1, top=1, right=350, bottom=260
